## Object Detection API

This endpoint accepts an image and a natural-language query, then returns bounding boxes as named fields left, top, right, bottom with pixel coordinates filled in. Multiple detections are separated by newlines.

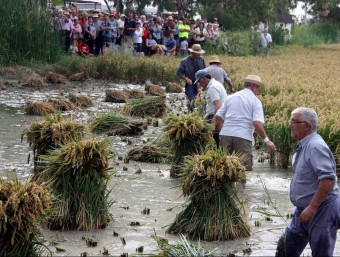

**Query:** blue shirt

left=165, top=38, right=176, bottom=50
left=290, top=132, right=338, bottom=208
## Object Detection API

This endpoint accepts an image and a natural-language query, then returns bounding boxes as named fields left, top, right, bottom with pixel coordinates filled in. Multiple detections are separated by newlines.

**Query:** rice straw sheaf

left=145, top=81, right=165, bottom=96
left=0, top=178, right=51, bottom=256
left=125, top=145, right=170, bottom=163
left=167, top=149, right=250, bottom=241
left=40, top=139, right=114, bottom=231
left=104, top=89, right=129, bottom=103
left=122, top=96, right=166, bottom=118
left=22, top=113, right=85, bottom=166
left=90, top=112, right=143, bottom=136
left=163, top=114, right=213, bottom=177
left=25, top=100, right=57, bottom=116
left=68, top=93, right=94, bottom=107
left=123, top=89, right=145, bottom=99
left=165, top=82, right=183, bottom=93
left=47, top=98, right=77, bottom=111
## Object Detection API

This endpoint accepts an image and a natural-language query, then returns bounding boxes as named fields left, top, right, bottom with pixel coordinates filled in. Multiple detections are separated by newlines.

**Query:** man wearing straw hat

left=215, top=75, right=276, bottom=171
left=194, top=69, right=227, bottom=147
left=205, top=55, right=234, bottom=94
left=177, top=44, right=206, bottom=113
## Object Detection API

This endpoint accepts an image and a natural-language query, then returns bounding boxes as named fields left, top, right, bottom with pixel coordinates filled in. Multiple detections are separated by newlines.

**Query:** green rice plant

left=90, top=112, right=143, bottom=136
left=152, top=234, right=218, bottom=257
left=0, top=178, right=51, bottom=257
left=121, top=96, right=166, bottom=118
left=0, top=0, right=62, bottom=65
left=40, top=139, right=114, bottom=231
left=22, top=113, right=85, bottom=167
left=163, top=114, right=213, bottom=177
left=167, top=149, right=250, bottom=240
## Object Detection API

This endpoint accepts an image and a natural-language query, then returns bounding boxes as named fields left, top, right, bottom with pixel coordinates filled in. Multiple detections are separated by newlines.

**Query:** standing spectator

left=163, top=16, right=176, bottom=43
left=151, top=17, right=162, bottom=44
left=178, top=18, right=190, bottom=53
left=60, top=11, right=74, bottom=52
left=70, top=17, right=83, bottom=52
left=275, top=107, right=340, bottom=257
left=78, top=12, right=86, bottom=27
left=109, top=14, right=118, bottom=45
left=177, top=44, right=206, bottom=113
left=133, top=22, right=143, bottom=56
left=124, top=12, right=136, bottom=45
left=260, top=28, right=272, bottom=56
left=142, top=22, right=150, bottom=53
left=101, top=14, right=113, bottom=51
left=116, top=14, right=125, bottom=45
left=194, top=69, right=227, bottom=147
left=215, top=75, right=276, bottom=170
left=195, top=21, right=208, bottom=46
left=180, top=37, right=188, bottom=56
left=206, top=23, right=214, bottom=43
left=139, top=15, right=146, bottom=26
left=188, top=23, right=197, bottom=48
left=205, top=55, right=234, bottom=93
left=83, top=16, right=96, bottom=54
left=92, top=14, right=103, bottom=56
left=213, top=17, right=219, bottom=28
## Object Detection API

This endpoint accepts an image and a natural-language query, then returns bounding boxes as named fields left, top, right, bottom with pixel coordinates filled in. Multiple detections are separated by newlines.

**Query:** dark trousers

left=94, top=36, right=102, bottom=56
left=62, top=30, right=71, bottom=52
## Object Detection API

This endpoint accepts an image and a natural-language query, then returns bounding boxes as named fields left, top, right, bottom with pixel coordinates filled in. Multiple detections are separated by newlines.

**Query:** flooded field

left=1, top=80, right=339, bottom=256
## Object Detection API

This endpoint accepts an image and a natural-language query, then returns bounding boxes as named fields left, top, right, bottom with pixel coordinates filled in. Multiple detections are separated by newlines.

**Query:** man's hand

left=299, top=206, right=316, bottom=223
left=265, top=140, right=276, bottom=151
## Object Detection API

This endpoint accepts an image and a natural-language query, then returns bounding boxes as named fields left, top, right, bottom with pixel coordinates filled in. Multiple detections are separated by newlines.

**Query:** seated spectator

left=145, top=32, right=165, bottom=55
left=163, top=33, right=176, bottom=55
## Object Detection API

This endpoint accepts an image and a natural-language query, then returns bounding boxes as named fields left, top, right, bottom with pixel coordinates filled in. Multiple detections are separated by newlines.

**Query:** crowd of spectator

left=50, top=6, right=223, bottom=57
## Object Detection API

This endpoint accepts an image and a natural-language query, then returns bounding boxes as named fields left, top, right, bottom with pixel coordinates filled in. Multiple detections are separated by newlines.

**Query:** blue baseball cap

left=194, top=69, right=209, bottom=84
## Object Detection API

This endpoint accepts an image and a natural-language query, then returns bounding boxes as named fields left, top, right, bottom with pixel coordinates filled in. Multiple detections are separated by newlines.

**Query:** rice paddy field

left=0, top=44, right=339, bottom=256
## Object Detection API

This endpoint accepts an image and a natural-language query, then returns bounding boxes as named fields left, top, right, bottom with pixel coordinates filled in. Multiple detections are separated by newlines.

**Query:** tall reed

left=0, top=0, right=61, bottom=65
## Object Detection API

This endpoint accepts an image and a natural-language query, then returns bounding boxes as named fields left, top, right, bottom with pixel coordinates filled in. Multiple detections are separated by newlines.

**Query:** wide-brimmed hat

left=92, top=14, right=99, bottom=18
left=244, top=75, right=263, bottom=87
left=194, top=69, right=209, bottom=85
left=209, top=55, right=221, bottom=64
left=188, top=44, right=205, bottom=54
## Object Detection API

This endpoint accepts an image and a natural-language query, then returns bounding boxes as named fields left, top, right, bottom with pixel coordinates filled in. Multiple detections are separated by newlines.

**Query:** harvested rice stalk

left=105, top=89, right=129, bottom=103
left=152, top=234, right=217, bottom=256
left=48, top=98, right=77, bottom=111
left=145, top=81, right=165, bottom=96
left=41, top=139, right=114, bottom=231
left=22, top=113, right=85, bottom=168
left=0, top=178, right=51, bottom=257
left=163, top=114, right=213, bottom=177
left=122, top=96, right=166, bottom=118
left=68, top=93, right=94, bottom=107
left=125, top=145, right=170, bottom=163
left=167, top=149, right=250, bottom=241
left=25, top=100, right=56, bottom=116
left=123, top=89, right=145, bottom=99
left=165, top=82, right=183, bottom=93
left=90, top=112, right=143, bottom=136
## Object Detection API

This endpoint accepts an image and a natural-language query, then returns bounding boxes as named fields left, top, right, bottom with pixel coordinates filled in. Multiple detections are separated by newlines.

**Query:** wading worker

left=177, top=44, right=206, bottom=113
left=276, top=107, right=340, bottom=257
left=194, top=69, right=227, bottom=147
left=215, top=75, right=276, bottom=170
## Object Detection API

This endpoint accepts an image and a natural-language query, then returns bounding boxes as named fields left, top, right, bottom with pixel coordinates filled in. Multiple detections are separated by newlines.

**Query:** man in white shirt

left=215, top=75, right=276, bottom=170
left=260, top=28, right=272, bottom=56
left=194, top=69, right=227, bottom=147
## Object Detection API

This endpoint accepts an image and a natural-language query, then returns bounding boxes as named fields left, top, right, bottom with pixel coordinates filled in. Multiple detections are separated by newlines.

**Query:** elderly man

left=194, top=69, right=227, bottom=147
left=215, top=75, right=276, bottom=170
left=177, top=44, right=206, bottom=112
left=275, top=107, right=340, bottom=257
left=260, top=28, right=272, bottom=56
left=205, top=55, right=234, bottom=93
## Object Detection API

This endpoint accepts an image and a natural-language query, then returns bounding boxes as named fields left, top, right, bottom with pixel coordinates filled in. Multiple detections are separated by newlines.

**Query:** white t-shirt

left=261, top=32, right=272, bottom=47
left=205, top=78, right=227, bottom=116
left=216, top=88, right=264, bottom=144
left=133, top=28, right=143, bottom=44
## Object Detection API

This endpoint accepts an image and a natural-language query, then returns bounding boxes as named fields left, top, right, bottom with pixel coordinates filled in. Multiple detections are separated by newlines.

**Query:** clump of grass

left=47, top=98, right=77, bottom=112
left=123, top=89, right=145, bottom=99
left=121, top=96, right=166, bottom=118
left=68, top=93, right=94, bottom=107
left=40, top=139, right=114, bottom=231
left=104, top=89, right=129, bottom=103
left=163, top=114, right=213, bottom=177
left=167, top=149, right=250, bottom=240
left=25, top=100, right=57, bottom=116
left=153, top=234, right=218, bottom=256
left=145, top=81, right=166, bottom=96
left=90, top=112, right=143, bottom=136
left=0, top=178, right=51, bottom=256
left=125, top=145, right=170, bottom=163
left=22, top=113, right=85, bottom=168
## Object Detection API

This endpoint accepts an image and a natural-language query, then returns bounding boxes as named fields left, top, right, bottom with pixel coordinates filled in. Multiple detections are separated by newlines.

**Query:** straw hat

left=209, top=55, right=221, bottom=64
left=244, top=75, right=263, bottom=87
left=92, top=14, right=99, bottom=18
left=188, top=44, right=205, bottom=54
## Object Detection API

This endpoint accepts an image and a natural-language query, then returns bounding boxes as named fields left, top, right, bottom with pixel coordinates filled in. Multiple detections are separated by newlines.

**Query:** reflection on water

left=0, top=83, right=339, bottom=256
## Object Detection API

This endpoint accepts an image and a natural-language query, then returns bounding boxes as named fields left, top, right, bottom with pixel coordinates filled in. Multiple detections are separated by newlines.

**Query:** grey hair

left=291, top=107, right=318, bottom=131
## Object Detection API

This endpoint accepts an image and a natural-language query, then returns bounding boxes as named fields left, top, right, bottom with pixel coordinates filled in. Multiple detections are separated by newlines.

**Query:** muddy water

left=1, top=81, right=340, bottom=257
